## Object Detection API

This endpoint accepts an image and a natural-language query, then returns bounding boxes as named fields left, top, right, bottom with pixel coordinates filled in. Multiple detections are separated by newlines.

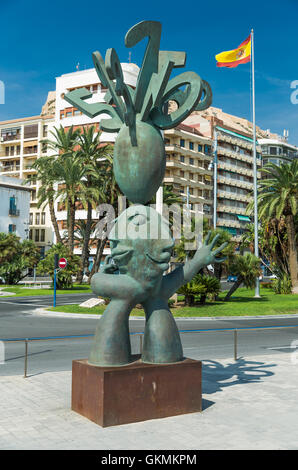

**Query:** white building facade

left=0, top=115, right=55, bottom=257
left=0, top=175, right=31, bottom=240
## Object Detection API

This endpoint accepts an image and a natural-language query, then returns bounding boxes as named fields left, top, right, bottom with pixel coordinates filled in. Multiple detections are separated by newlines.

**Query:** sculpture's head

left=63, top=21, right=212, bottom=205
left=109, top=205, right=174, bottom=292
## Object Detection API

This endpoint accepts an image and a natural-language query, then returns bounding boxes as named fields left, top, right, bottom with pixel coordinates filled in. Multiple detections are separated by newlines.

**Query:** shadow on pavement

left=202, top=357, right=276, bottom=396
left=201, top=357, right=276, bottom=410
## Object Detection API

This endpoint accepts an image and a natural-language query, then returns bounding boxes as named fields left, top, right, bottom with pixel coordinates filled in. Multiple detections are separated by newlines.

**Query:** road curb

left=32, top=308, right=298, bottom=321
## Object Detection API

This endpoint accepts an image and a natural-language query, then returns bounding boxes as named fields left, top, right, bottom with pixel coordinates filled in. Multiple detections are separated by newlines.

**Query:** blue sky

left=1, top=0, right=298, bottom=143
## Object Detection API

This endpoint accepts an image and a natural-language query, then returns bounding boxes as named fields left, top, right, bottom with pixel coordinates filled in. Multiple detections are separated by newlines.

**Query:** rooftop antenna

left=128, top=51, right=131, bottom=63
left=76, top=62, right=80, bottom=71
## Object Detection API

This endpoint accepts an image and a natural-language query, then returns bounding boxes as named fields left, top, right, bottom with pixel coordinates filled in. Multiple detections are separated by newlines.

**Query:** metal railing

left=1, top=324, right=298, bottom=378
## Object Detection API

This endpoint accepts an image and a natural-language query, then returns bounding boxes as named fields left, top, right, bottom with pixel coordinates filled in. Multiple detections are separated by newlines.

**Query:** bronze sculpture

left=65, top=20, right=227, bottom=367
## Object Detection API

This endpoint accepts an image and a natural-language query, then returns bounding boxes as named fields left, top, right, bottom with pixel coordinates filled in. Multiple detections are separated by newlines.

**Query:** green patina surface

left=62, top=21, right=223, bottom=367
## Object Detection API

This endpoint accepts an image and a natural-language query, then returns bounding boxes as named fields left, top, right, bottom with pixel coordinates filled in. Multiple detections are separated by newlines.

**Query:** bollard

left=24, top=339, right=28, bottom=378
left=234, top=330, right=238, bottom=361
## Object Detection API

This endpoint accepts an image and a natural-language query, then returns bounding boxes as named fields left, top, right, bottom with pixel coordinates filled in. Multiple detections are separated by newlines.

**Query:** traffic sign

left=58, top=257, right=67, bottom=269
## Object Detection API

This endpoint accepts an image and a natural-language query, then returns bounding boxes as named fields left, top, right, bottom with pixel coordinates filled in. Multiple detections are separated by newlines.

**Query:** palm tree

left=32, top=156, right=63, bottom=244
left=39, top=126, right=81, bottom=248
left=43, top=125, right=81, bottom=156
left=87, top=159, right=120, bottom=281
left=149, top=184, right=183, bottom=206
left=75, top=126, right=113, bottom=284
left=254, top=160, right=298, bottom=293
left=54, top=154, right=86, bottom=253
left=74, top=219, right=97, bottom=250
left=224, top=253, right=261, bottom=301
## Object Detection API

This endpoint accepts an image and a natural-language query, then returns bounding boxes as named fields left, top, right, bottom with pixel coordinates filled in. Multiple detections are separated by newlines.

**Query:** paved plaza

left=0, top=351, right=298, bottom=450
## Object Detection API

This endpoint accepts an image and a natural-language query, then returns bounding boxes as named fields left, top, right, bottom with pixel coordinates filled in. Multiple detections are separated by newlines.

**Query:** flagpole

left=213, top=128, right=218, bottom=230
left=251, top=28, right=260, bottom=298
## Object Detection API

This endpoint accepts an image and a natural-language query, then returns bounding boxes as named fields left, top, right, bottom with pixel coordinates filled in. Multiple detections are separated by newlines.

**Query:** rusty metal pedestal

left=71, top=356, right=202, bottom=427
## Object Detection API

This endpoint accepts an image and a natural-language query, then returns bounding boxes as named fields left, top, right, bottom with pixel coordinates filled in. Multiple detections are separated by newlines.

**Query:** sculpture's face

left=109, top=205, right=174, bottom=292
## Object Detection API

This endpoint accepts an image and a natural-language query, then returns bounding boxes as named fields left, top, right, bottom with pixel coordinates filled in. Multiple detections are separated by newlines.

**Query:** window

left=189, top=173, right=194, bottom=180
left=41, top=212, right=45, bottom=225
left=189, top=142, right=194, bottom=150
left=269, top=146, right=277, bottom=155
left=29, top=213, right=33, bottom=225
left=73, top=109, right=81, bottom=116
left=180, top=170, right=185, bottom=178
left=204, top=144, right=211, bottom=155
left=180, top=155, right=185, bottom=163
left=198, top=144, right=202, bottom=152
left=8, top=224, right=16, bottom=233
left=43, top=125, right=48, bottom=138
left=35, top=213, right=40, bottom=225
left=24, top=124, right=38, bottom=139
left=35, top=229, right=40, bottom=242
left=189, top=157, right=194, bottom=165
left=66, top=111, right=72, bottom=117
left=180, top=139, right=185, bottom=147
left=41, top=229, right=45, bottom=242
left=9, top=196, right=18, bottom=216
left=29, top=229, right=33, bottom=240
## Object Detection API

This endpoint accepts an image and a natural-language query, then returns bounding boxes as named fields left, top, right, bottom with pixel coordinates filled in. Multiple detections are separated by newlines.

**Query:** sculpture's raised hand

left=194, top=230, right=228, bottom=266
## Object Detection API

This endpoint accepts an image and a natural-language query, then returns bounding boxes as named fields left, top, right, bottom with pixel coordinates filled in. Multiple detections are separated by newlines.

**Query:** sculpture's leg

left=88, top=299, right=134, bottom=367
left=142, top=298, right=184, bottom=364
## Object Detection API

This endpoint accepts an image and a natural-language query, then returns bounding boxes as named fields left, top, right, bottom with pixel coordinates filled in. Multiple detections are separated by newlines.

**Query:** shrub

left=272, top=275, right=292, bottom=294
left=37, top=243, right=80, bottom=289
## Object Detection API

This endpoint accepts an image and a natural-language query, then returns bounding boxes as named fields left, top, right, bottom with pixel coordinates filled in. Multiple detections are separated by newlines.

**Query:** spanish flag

left=215, top=35, right=251, bottom=68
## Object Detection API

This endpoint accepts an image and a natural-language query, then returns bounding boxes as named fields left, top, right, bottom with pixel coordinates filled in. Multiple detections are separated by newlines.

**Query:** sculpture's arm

left=162, top=232, right=227, bottom=298
left=91, top=271, right=142, bottom=300
left=91, top=256, right=142, bottom=300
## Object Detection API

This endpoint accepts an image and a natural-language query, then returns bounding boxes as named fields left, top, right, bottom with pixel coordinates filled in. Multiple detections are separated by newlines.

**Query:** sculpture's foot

left=88, top=299, right=133, bottom=367
left=142, top=301, right=184, bottom=364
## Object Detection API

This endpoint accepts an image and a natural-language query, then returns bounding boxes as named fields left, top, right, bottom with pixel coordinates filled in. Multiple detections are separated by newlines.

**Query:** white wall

left=0, top=176, right=31, bottom=240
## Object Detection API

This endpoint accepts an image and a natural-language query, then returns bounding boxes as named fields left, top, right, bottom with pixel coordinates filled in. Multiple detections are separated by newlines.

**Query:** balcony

left=1, top=165, right=20, bottom=173
left=1, top=134, right=21, bottom=142
left=217, top=204, right=247, bottom=215
left=218, top=189, right=250, bottom=203
left=9, top=208, right=20, bottom=216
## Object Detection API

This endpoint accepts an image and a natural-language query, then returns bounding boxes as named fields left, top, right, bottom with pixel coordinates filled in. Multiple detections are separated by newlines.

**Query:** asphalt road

left=0, top=293, right=298, bottom=377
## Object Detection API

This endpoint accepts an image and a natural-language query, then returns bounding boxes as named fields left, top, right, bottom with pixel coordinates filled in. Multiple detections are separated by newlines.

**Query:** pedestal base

left=71, top=356, right=202, bottom=427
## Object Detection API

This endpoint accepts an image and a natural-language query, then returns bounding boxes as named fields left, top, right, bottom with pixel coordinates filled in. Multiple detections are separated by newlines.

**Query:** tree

left=54, top=153, right=86, bottom=254
left=224, top=253, right=261, bottom=301
left=75, top=126, right=113, bottom=284
left=32, top=155, right=63, bottom=244
left=0, top=233, right=40, bottom=284
left=240, top=221, right=290, bottom=277
left=37, top=244, right=80, bottom=289
left=87, top=158, right=121, bottom=282
left=40, top=125, right=81, bottom=252
left=252, top=160, right=298, bottom=293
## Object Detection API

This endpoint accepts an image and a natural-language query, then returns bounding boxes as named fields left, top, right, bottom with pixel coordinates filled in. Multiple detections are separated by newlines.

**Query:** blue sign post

left=54, top=254, right=59, bottom=308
